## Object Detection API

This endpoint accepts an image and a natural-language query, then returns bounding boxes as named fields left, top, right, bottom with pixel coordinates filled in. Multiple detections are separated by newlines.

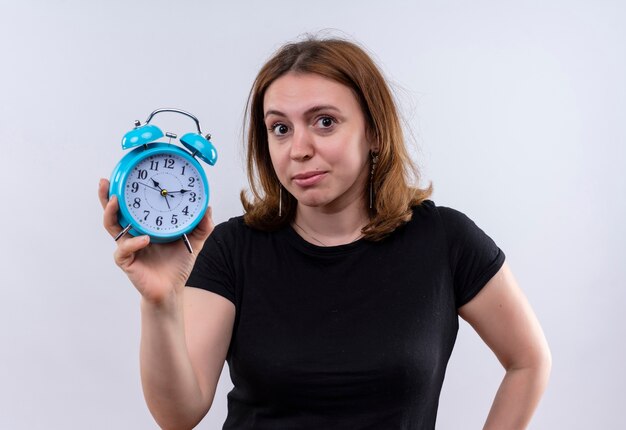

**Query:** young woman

left=98, top=38, right=551, bottom=429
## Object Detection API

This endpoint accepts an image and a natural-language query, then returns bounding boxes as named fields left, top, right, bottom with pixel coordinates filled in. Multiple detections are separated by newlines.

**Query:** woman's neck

left=293, top=200, right=369, bottom=247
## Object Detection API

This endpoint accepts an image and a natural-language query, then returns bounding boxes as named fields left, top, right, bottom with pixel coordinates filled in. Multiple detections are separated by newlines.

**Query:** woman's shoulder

left=412, top=199, right=472, bottom=224
left=411, top=199, right=454, bottom=221
left=211, top=214, right=280, bottom=244
left=214, top=214, right=246, bottom=232
left=209, top=214, right=247, bottom=244
left=410, top=200, right=488, bottom=241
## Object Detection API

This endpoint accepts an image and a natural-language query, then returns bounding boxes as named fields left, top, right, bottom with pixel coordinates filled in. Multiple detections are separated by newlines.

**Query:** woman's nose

left=290, top=127, right=314, bottom=161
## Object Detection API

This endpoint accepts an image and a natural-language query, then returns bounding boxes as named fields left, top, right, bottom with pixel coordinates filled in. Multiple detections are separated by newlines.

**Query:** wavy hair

left=241, top=37, right=432, bottom=241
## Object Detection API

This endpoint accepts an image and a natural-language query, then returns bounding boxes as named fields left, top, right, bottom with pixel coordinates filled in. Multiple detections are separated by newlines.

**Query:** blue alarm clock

left=109, top=108, right=217, bottom=253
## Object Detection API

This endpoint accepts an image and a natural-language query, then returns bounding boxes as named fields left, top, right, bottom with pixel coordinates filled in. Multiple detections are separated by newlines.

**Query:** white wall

left=0, top=0, right=624, bottom=428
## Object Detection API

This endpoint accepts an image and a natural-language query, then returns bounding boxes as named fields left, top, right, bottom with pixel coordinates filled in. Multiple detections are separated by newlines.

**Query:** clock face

left=122, top=152, right=206, bottom=235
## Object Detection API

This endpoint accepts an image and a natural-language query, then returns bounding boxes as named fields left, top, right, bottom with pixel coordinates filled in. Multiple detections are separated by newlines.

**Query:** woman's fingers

left=114, top=234, right=150, bottom=268
left=188, top=207, right=215, bottom=253
left=98, top=179, right=110, bottom=210
left=103, top=194, right=123, bottom=238
left=99, top=177, right=124, bottom=239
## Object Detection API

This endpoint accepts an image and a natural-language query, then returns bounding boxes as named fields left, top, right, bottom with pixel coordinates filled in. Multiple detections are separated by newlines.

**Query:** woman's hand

left=98, top=178, right=214, bottom=305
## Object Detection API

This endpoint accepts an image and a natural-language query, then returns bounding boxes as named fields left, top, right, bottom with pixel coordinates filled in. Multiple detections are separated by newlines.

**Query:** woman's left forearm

left=482, top=361, right=552, bottom=430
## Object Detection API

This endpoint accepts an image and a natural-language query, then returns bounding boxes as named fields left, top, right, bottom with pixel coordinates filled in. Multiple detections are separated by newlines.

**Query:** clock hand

left=137, top=181, right=160, bottom=192
left=149, top=179, right=172, bottom=210
left=164, top=194, right=171, bottom=209
left=168, top=189, right=190, bottom=195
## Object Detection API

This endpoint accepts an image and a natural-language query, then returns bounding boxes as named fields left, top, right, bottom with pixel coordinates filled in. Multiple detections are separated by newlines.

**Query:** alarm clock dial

left=123, top=153, right=205, bottom=235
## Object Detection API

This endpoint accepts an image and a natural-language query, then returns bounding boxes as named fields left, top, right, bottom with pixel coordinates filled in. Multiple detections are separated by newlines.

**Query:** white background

left=0, top=1, right=624, bottom=428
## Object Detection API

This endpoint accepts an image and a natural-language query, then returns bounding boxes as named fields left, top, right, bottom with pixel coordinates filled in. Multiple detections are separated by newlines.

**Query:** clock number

left=131, top=182, right=139, bottom=193
left=133, top=198, right=141, bottom=208
left=188, top=177, right=195, bottom=187
left=143, top=210, right=150, bottom=221
left=181, top=165, right=186, bottom=175
left=150, top=161, right=159, bottom=171
left=156, top=216, right=163, bottom=226
left=137, top=169, right=148, bottom=179
left=164, top=158, right=175, bottom=169
left=189, top=192, right=196, bottom=202
left=182, top=206, right=189, bottom=216
left=171, top=214, right=178, bottom=225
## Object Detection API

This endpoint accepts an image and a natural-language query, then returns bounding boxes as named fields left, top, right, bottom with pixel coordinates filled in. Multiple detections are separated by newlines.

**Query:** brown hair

left=240, top=37, right=432, bottom=241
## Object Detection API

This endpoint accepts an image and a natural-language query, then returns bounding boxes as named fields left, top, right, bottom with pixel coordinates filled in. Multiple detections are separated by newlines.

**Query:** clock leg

left=182, top=234, right=193, bottom=254
left=114, top=224, right=133, bottom=241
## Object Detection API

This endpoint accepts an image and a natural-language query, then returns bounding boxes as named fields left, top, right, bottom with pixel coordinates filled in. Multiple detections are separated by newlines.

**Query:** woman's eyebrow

left=264, top=105, right=341, bottom=119
left=303, top=105, right=341, bottom=116
left=264, top=109, right=285, bottom=119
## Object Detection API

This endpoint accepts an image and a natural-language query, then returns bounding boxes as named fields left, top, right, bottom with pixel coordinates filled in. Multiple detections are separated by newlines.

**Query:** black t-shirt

left=187, top=200, right=505, bottom=429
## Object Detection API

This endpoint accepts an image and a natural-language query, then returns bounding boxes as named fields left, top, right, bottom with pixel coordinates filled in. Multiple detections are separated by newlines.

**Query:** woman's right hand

left=98, top=178, right=214, bottom=305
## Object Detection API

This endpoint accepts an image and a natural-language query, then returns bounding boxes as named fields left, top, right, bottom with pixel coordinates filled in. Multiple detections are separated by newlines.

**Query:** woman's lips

left=292, top=171, right=327, bottom=187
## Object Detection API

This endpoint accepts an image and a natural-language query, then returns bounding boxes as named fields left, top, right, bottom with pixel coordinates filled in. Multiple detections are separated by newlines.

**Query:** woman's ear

left=366, top=128, right=380, bottom=154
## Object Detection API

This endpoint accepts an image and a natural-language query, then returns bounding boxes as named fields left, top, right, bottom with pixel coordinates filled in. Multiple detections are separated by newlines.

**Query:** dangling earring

left=369, top=151, right=379, bottom=209
left=279, top=185, right=283, bottom=217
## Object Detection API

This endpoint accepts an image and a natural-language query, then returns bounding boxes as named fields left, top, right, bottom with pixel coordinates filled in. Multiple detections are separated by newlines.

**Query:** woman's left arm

left=458, top=261, right=552, bottom=430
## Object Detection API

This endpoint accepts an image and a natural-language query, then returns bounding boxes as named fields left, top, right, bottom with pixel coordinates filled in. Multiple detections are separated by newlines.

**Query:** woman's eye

left=316, top=116, right=335, bottom=129
left=270, top=123, right=289, bottom=136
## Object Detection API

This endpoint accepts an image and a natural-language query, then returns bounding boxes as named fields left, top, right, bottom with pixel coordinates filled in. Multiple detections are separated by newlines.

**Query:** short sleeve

left=437, top=206, right=506, bottom=308
left=186, top=221, right=237, bottom=305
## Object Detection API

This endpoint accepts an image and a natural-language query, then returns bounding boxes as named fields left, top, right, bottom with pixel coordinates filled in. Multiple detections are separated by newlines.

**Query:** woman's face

left=264, top=72, right=373, bottom=213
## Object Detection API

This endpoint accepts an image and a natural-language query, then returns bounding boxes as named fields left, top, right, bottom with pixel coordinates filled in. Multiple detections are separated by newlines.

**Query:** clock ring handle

left=144, top=108, right=204, bottom=135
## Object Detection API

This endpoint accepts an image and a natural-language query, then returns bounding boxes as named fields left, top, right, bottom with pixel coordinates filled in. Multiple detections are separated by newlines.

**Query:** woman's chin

left=296, top=196, right=329, bottom=208
left=294, top=193, right=364, bottom=213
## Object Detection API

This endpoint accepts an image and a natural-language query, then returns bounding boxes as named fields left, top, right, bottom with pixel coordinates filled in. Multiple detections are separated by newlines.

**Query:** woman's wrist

left=140, top=288, right=185, bottom=319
